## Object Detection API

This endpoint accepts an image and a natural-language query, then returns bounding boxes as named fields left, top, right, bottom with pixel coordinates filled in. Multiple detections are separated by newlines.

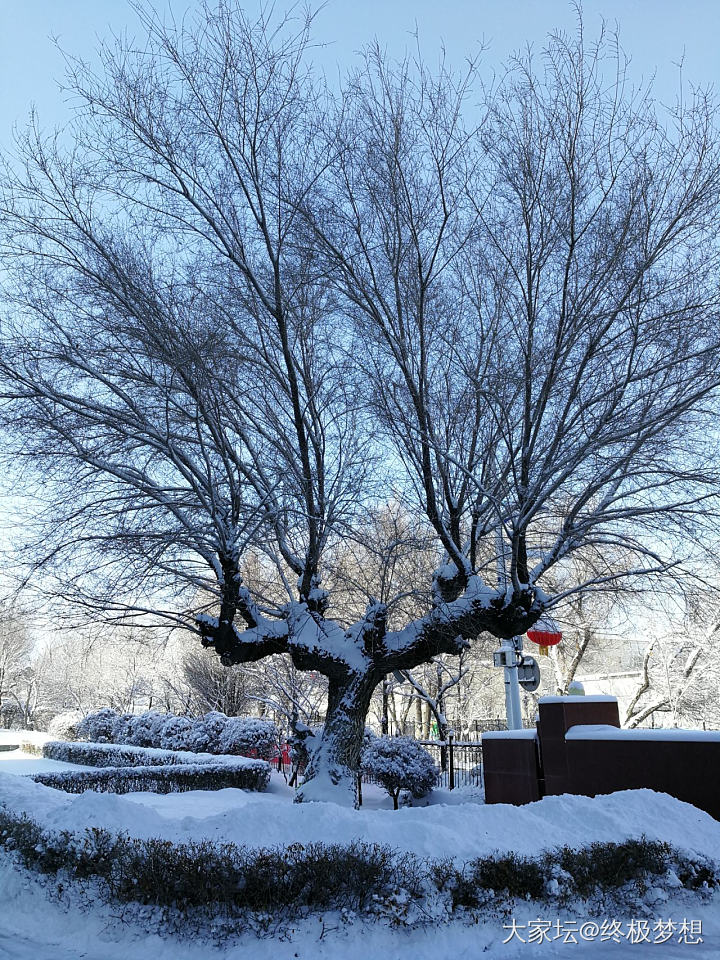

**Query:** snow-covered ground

left=1, top=735, right=720, bottom=958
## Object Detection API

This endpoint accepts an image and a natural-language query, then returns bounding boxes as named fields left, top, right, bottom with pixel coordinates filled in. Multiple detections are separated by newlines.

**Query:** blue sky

left=1, top=1, right=719, bottom=151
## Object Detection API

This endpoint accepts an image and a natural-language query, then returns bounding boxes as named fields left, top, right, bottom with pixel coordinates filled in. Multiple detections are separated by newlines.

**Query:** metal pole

left=448, top=729, right=455, bottom=790
left=510, top=636, right=523, bottom=728
left=381, top=677, right=389, bottom=736
left=502, top=637, right=523, bottom=730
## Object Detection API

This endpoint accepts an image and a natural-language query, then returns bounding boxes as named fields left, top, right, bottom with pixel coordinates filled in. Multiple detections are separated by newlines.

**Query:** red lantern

left=527, top=626, right=562, bottom=657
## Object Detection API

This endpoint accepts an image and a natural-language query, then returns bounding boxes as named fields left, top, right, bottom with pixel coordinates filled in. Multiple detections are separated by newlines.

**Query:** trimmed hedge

left=22, top=739, right=256, bottom=770
left=71, top=708, right=279, bottom=759
left=0, top=808, right=715, bottom=924
left=23, top=740, right=193, bottom=767
left=31, top=760, right=270, bottom=794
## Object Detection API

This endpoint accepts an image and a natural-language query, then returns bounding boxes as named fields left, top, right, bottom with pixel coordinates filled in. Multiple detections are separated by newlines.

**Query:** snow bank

left=2, top=769, right=719, bottom=865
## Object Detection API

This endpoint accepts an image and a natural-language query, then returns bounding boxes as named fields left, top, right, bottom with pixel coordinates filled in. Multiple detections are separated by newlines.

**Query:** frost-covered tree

left=2, top=4, right=720, bottom=803
left=0, top=606, right=34, bottom=724
left=361, top=735, right=437, bottom=809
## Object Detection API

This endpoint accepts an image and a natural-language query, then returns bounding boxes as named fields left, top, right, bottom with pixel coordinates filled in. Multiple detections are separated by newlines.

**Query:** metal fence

left=415, top=738, right=484, bottom=790
left=273, top=735, right=485, bottom=793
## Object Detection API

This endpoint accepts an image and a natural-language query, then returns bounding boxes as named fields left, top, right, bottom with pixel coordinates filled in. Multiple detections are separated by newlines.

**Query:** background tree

left=623, top=587, right=720, bottom=728
left=0, top=606, right=34, bottom=726
left=1, top=3, right=720, bottom=802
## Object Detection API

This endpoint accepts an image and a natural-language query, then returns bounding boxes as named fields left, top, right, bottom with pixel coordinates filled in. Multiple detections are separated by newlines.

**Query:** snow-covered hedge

left=158, top=715, right=196, bottom=752
left=110, top=712, right=135, bottom=744
left=76, top=708, right=119, bottom=744
left=218, top=716, right=278, bottom=760
left=362, top=736, right=437, bottom=809
left=0, top=808, right=714, bottom=925
left=189, top=711, right=228, bottom=753
left=71, top=707, right=277, bottom=758
left=46, top=710, right=84, bottom=742
left=30, top=758, right=270, bottom=794
left=31, top=740, right=216, bottom=768
left=125, top=711, right=169, bottom=747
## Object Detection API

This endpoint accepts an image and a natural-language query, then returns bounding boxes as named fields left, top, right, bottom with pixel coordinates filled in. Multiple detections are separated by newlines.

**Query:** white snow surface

left=539, top=695, right=618, bottom=704
left=483, top=729, right=538, bottom=740
left=2, top=741, right=720, bottom=957
left=1, top=766, right=719, bottom=865
left=566, top=724, right=720, bottom=742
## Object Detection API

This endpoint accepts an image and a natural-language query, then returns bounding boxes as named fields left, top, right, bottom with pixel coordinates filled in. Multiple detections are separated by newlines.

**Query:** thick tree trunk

left=295, top=671, right=377, bottom=807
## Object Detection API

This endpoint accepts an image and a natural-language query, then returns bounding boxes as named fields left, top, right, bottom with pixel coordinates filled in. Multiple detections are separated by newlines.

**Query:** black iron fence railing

left=273, top=736, right=484, bottom=794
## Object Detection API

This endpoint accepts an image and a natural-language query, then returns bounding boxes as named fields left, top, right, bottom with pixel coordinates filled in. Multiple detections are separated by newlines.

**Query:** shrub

left=159, top=716, right=196, bottom=752
left=0, top=808, right=416, bottom=915
left=557, top=838, right=672, bottom=898
left=453, top=853, right=547, bottom=907
left=31, top=758, right=270, bottom=795
left=76, top=708, right=119, bottom=743
left=218, top=717, right=278, bottom=760
left=361, top=735, right=437, bottom=809
left=189, top=711, right=228, bottom=753
left=0, top=811, right=713, bottom=926
left=110, top=713, right=135, bottom=744
left=46, top=710, right=84, bottom=741
left=126, top=711, right=168, bottom=747
left=38, top=740, right=197, bottom=768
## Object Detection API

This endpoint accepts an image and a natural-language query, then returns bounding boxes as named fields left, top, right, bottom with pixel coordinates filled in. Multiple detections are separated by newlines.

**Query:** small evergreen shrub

left=110, top=713, right=135, bottom=744
left=361, top=735, right=437, bottom=809
left=453, top=852, right=546, bottom=907
left=190, top=711, right=228, bottom=753
left=126, top=711, right=169, bottom=747
left=68, top=707, right=276, bottom=757
left=159, top=716, right=196, bottom=752
left=76, top=708, right=119, bottom=743
left=46, top=710, right=84, bottom=741
left=557, top=838, right=672, bottom=897
left=218, top=717, right=278, bottom=760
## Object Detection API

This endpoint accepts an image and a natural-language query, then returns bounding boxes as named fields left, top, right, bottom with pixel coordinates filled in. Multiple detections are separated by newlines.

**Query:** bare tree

left=0, top=606, right=34, bottom=726
left=624, top=587, right=720, bottom=728
left=1, top=4, right=720, bottom=803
